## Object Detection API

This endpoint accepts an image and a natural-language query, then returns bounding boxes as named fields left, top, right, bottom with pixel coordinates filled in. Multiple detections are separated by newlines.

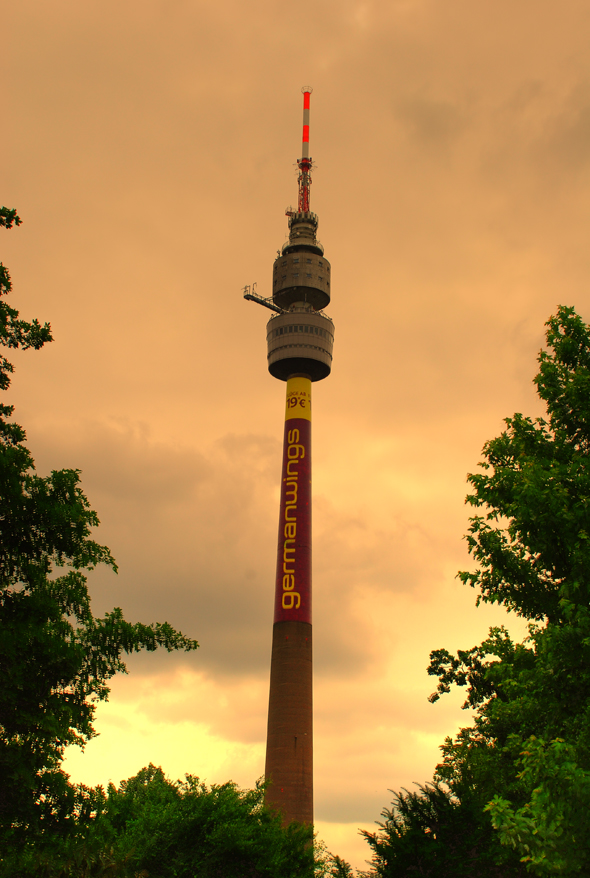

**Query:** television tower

left=244, top=87, right=334, bottom=826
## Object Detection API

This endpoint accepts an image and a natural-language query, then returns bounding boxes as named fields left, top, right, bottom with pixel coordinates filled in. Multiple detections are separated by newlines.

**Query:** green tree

left=0, top=209, right=199, bottom=866
left=486, top=736, right=590, bottom=875
left=361, top=781, right=521, bottom=878
left=328, top=854, right=357, bottom=878
left=366, top=307, right=590, bottom=876
left=427, top=306, right=590, bottom=873
left=79, top=765, right=317, bottom=878
left=18, top=764, right=353, bottom=878
left=458, top=306, right=590, bottom=623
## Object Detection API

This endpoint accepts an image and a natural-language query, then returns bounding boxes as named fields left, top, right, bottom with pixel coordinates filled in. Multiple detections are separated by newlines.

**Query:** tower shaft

left=265, top=377, right=313, bottom=824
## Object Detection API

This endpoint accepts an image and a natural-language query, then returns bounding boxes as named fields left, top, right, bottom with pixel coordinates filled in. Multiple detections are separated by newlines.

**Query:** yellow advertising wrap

left=285, top=376, right=311, bottom=421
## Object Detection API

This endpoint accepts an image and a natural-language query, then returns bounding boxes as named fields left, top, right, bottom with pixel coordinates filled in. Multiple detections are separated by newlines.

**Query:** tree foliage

left=18, top=765, right=348, bottom=878
left=366, top=307, right=590, bottom=876
left=458, top=306, right=590, bottom=623
left=0, top=209, right=199, bottom=865
left=362, top=781, right=522, bottom=878
left=486, top=736, right=590, bottom=875
left=91, top=765, right=316, bottom=878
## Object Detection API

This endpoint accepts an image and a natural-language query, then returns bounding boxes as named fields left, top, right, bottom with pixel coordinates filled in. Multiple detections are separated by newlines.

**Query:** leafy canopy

left=0, top=208, right=199, bottom=860
left=89, top=764, right=317, bottom=878
left=16, top=764, right=352, bottom=878
left=366, top=307, right=590, bottom=876
left=459, top=306, right=590, bottom=623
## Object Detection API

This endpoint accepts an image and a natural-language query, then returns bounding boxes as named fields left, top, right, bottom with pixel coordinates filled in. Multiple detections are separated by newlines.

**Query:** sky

left=5, top=0, right=590, bottom=869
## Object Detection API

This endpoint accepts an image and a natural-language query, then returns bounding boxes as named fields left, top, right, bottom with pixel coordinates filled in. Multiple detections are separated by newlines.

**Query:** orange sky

left=5, top=0, right=590, bottom=868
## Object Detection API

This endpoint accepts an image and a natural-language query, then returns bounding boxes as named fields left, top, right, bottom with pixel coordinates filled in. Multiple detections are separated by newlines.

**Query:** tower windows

left=269, top=323, right=333, bottom=342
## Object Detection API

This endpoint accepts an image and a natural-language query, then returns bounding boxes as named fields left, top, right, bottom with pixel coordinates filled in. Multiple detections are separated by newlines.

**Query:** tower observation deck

left=245, top=87, right=335, bottom=828
left=267, top=209, right=334, bottom=381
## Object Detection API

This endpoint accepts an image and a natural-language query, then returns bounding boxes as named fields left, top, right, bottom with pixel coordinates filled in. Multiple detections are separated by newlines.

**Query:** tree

left=427, top=306, right=590, bottom=873
left=0, top=208, right=199, bottom=864
left=485, top=736, right=590, bottom=875
left=458, top=305, right=590, bottom=623
left=366, top=307, right=590, bottom=875
left=361, top=781, right=522, bottom=877
left=328, top=855, right=358, bottom=878
left=82, top=764, right=317, bottom=878
left=14, top=764, right=354, bottom=878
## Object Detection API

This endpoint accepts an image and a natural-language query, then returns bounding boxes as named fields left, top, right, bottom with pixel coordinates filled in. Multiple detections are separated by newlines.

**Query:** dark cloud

left=396, top=97, right=468, bottom=148
left=27, top=420, right=444, bottom=681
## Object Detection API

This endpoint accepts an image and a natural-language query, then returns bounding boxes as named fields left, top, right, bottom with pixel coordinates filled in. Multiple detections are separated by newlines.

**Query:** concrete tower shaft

left=264, top=377, right=313, bottom=824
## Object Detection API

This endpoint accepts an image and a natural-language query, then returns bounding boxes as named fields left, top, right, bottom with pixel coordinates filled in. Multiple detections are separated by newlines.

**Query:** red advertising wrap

left=273, top=377, right=312, bottom=624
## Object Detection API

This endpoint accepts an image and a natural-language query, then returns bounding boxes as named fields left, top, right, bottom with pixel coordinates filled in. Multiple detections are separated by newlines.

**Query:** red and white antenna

left=298, top=86, right=313, bottom=213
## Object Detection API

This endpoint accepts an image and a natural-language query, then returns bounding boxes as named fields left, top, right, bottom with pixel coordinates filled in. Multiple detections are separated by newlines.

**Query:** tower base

left=264, top=619, right=313, bottom=825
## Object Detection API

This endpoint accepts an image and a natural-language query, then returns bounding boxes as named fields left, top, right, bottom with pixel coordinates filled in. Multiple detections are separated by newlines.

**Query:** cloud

left=7, top=0, right=589, bottom=868
left=396, top=96, right=468, bottom=149
left=29, top=419, right=448, bottom=681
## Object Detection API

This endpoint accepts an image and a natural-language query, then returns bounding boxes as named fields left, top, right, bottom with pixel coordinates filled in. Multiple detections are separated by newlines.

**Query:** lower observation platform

left=266, top=306, right=334, bottom=382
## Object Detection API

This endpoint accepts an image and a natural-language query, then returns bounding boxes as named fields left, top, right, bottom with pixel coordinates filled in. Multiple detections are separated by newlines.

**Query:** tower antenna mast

left=298, top=86, right=313, bottom=213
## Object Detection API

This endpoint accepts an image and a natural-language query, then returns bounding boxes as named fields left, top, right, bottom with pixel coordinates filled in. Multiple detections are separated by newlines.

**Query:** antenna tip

left=301, top=86, right=313, bottom=94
